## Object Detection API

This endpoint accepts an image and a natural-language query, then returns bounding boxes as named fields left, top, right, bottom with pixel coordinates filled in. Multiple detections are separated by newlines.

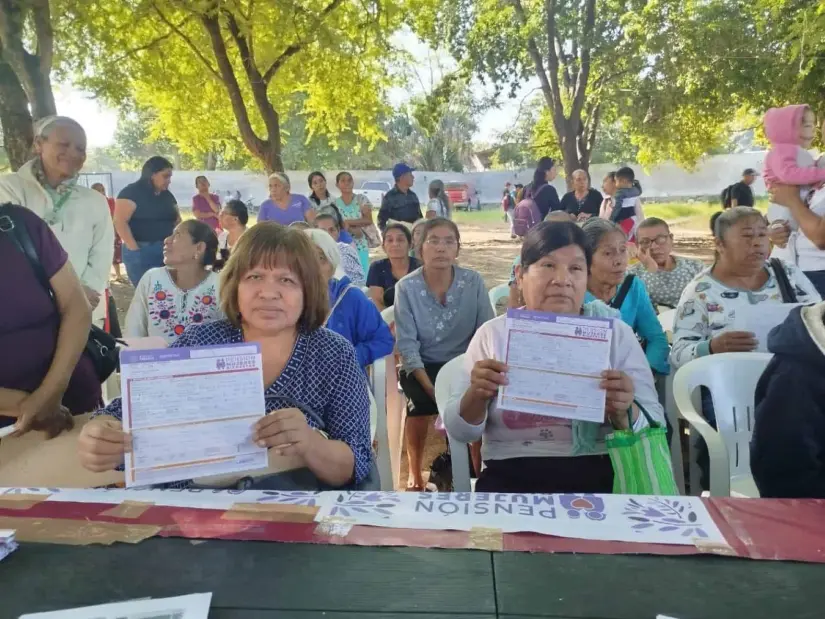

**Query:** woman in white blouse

left=0, top=116, right=113, bottom=326
left=125, top=220, right=224, bottom=344
left=443, top=220, right=665, bottom=493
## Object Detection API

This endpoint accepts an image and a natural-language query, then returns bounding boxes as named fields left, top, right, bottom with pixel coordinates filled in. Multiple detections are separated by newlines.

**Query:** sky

left=56, top=29, right=531, bottom=149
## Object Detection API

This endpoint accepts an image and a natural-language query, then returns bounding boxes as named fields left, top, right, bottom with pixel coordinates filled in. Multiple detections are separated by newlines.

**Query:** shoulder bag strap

left=769, top=258, right=798, bottom=303
left=0, top=205, right=56, bottom=304
left=324, top=284, right=354, bottom=326
left=610, top=274, right=635, bottom=310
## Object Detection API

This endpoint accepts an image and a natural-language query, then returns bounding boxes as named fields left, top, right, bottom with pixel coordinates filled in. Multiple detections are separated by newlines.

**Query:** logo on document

left=216, top=355, right=256, bottom=371
left=558, top=494, right=607, bottom=521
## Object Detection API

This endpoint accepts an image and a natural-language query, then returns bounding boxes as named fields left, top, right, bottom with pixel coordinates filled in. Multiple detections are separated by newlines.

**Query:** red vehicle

left=444, top=181, right=480, bottom=211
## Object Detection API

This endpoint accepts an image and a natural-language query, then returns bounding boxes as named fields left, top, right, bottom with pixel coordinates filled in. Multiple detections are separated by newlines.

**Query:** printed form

left=733, top=303, right=801, bottom=352
left=498, top=309, right=613, bottom=423
left=120, top=344, right=267, bottom=487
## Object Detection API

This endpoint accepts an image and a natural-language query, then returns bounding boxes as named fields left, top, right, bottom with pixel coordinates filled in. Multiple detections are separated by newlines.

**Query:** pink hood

left=763, top=104, right=809, bottom=145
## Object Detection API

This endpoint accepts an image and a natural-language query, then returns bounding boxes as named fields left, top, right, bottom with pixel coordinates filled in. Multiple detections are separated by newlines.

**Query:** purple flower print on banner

left=328, top=492, right=402, bottom=518
left=623, top=497, right=710, bottom=538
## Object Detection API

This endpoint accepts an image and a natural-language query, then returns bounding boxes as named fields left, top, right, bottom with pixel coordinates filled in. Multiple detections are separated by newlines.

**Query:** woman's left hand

left=600, top=370, right=635, bottom=427
left=253, top=408, right=320, bottom=458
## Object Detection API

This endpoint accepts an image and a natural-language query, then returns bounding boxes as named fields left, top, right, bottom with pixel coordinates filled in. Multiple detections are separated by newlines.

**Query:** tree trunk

left=205, top=150, right=216, bottom=170
left=22, top=51, right=55, bottom=119
left=0, top=59, right=33, bottom=170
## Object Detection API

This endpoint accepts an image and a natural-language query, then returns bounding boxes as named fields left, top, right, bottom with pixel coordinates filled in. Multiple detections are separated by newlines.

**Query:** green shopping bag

left=606, top=401, right=679, bottom=495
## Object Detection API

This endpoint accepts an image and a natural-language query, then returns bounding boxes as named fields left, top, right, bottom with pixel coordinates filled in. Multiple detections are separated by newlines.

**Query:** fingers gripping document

left=498, top=309, right=613, bottom=423
left=120, top=344, right=267, bottom=487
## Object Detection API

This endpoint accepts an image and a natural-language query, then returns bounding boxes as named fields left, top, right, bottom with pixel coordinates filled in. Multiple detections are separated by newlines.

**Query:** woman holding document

left=77, top=223, right=373, bottom=489
left=443, top=221, right=665, bottom=494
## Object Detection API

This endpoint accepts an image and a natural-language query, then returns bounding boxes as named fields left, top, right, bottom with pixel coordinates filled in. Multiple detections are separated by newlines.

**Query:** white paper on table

left=732, top=303, right=801, bottom=352
left=19, top=592, right=212, bottom=618
left=497, top=309, right=613, bottom=423
left=120, top=344, right=268, bottom=487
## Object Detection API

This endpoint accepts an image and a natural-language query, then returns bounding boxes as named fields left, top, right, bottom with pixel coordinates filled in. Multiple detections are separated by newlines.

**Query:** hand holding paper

left=78, top=417, right=131, bottom=473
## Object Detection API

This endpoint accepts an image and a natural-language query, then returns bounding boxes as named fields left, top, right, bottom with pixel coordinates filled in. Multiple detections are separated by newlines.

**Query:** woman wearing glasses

left=394, top=217, right=495, bottom=490
left=628, top=217, right=705, bottom=309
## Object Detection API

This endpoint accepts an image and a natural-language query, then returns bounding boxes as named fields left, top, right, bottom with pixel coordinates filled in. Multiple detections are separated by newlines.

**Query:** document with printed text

left=498, top=309, right=613, bottom=423
left=120, top=344, right=267, bottom=487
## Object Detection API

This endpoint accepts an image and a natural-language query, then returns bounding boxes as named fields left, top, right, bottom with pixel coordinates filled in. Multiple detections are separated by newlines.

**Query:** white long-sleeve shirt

left=0, top=160, right=114, bottom=324
left=443, top=307, right=664, bottom=462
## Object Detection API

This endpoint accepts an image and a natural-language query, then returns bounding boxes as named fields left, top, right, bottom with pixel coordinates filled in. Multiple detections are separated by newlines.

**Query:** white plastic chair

left=656, top=307, right=684, bottom=493
left=672, top=352, right=772, bottom=497
left=657, top=308, right=676, bottom=334
left=380, top=306, right=394, bottom=326
left=368, top=355, right=393, bottom=491
left=433, top=355, right=472, bottom=492
left=488, top=283, right=510, bottom=314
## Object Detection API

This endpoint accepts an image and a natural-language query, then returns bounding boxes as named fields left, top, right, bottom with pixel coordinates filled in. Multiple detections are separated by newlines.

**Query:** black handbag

left=0, top=204, right=121, bottom=383
left=769, top=257, right=799, bottom=303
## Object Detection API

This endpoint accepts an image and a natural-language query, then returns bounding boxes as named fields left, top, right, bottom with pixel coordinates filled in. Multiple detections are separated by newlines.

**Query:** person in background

left=529, top=157, right=562, bottom=220
left=125, top=220, right=223, bottom=345
left=217, top=199, right=249, bottom=258
left=410, top=219, right=427, bottom=260
left=305, top=229, right=394, bottom=371
left=629, top=217, right=705, bottom=308
left=377, top=163, right=422, bottom=231
left=79, top=223, right=375, bottom=490
left=335, top=171, right=374, bottom=274
left=751, top=301, right=825, bottom=498
left=582, top=218, right=670, bottom=376
left=366, top=223, right=420, bottom=310
left=599, top=172, right=617, bottom=219
left=514, top=183, right=525, bottom=202
left=115, top=156, right=180, bottom=286
left=0, top=116, right=114, bottom=325
left=192, top=175, right=221, bottom=232
left=768, top=180, right=825, bottom=296
left=308, top=171, right=352, bottom=245
left=444, top=221, right=664, bottom=493
left=502, top=188, right=517, bottom=239
left=427, top=179, right=451, bottom=219
left=394, top=217, right=495, bottom=490
left=561, top=169, right=602, bottom=220
left=0, top=205, right=97, bottom=437
left=91, top=182, right=123, bottom=281
left=728, top=168, right=759, bottom=208
left=314, top=213, right=366, bottom=287
left=258, top=172, right=316, bottom=226
left=608, top=166, right=644, bottom=242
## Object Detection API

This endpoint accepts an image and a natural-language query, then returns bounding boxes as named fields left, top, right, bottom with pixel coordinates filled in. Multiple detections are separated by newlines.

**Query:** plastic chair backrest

left=433, top=354, right=472, bottom=492
left=380, top=307, right=394, bottom=326
left=488, top=283, right=510, bottom=314
left=675, top=353, right=772, bottom=480
left=369, top=355, right=393, bottom=490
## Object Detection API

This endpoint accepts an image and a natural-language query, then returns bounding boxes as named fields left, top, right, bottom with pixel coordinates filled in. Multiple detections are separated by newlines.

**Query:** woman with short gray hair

left=258, top=172, right=315, bottom=226
left=0, top=115, right=114, bottom=322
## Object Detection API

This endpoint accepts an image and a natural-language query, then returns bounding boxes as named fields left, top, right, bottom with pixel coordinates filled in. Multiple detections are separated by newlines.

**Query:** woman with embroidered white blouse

left=443, top=220, right=665, bottom=494
left=0, top=116, right=113, bottom=326
left=125, top=220, right=224, bottom=344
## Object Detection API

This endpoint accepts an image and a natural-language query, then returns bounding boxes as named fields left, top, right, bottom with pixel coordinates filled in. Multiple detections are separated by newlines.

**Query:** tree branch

left=30, top=0, right=52, bottom=75
left=542, top=0, right=565, bottom=125
left=261, top=0, right=346, bottom=84
left=509, top=0, right=559, bottom=123
left=570, top=0, right=596, bottom=126
left=152, top=2, right=221, bottom=82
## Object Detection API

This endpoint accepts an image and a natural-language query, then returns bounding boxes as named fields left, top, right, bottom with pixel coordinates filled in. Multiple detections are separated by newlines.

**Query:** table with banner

left=1, top=488, right=825, bottom=618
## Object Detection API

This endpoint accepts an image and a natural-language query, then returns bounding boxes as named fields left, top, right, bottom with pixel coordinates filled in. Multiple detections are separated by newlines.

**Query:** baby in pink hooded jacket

left=763, top=104, right=825, bottom=264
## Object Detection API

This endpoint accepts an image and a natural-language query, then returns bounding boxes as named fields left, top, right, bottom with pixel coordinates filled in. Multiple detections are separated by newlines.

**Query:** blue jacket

left=327, top=276, right=395, bottom=370
left=585, top=275, right=670, bottom=375
left=752, top=304, right=825, bottom=498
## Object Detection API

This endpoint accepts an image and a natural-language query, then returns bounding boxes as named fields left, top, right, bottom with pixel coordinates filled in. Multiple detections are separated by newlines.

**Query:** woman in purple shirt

left=191, top=175, right=221, bottom=231
left=258, top=172, right=316, bottom=226
left=0, top=205, right=100, bottom=436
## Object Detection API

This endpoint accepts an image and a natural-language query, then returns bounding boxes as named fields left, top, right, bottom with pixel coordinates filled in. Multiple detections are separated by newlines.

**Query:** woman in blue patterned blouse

left=77, top=223, right=374, bottom=489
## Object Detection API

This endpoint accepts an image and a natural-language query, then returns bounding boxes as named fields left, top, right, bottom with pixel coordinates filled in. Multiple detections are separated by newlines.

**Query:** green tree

left=0, top=0, right=56, bottom=169
left=57, top=0, right=404, bottom=173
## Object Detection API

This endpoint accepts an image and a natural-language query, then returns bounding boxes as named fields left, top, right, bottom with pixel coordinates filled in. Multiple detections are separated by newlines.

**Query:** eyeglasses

left=424, top=237, right=458, bottom=247
left=637, top=234, right=670, bottom=249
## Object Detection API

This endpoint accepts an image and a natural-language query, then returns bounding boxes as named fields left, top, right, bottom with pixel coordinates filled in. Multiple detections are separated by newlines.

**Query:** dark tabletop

left=1, top=538, right=824, bottom=618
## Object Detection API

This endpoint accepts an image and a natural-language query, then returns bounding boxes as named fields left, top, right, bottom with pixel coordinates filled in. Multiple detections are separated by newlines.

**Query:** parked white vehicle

left=358, top=180, right=392, bottom=208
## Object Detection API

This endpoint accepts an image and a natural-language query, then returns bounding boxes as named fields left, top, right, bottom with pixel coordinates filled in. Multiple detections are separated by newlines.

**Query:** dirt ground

left=109, top=217, right=715, bottom=489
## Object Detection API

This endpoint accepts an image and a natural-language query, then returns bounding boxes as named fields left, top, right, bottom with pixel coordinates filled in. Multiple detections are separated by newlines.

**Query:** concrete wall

left=79, top=151, right=771, bottom=208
